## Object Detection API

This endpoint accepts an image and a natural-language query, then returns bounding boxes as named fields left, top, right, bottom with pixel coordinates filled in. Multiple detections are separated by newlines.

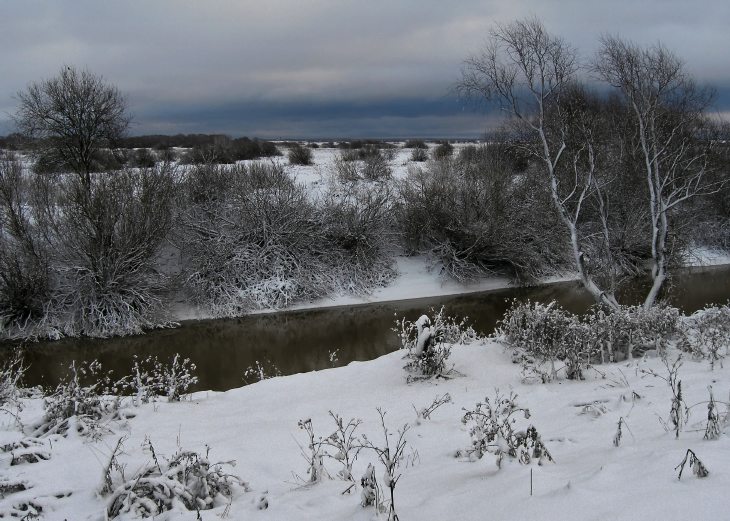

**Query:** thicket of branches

left=396, top=146, right=569, bottom=281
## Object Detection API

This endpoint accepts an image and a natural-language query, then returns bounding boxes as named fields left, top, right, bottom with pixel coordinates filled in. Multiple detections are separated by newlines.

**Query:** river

left=2, top=265, right=729, bottom=392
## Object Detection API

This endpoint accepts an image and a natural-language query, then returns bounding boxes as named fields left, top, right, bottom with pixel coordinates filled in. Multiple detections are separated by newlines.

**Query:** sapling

left=361, top=409, right=409, bottom=521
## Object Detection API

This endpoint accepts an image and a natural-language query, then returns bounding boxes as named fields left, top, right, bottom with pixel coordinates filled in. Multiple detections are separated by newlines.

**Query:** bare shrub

left=397, top=159, right=568, bottom=282
left=0, top=352, right=26, bottom=422
left=40, top=165, right=177, bottom=337
left=360, top=409, right=409, bottom=521
left=0, top=153, right=51, bottom=338
left=179, top=162, right=335, bottom=313
left=403, top=139, right=427, bottom=149
left=288, top=144, right=313, bottom=165
left=410, top=148, right=428, bottom=162
left=320, top=179, right=396, bottom=293
left=431, top=141, right=453, bottom=160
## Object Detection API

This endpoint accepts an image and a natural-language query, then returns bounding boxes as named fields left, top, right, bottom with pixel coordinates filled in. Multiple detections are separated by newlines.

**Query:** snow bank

left=3, top=340, right=729, bottom=520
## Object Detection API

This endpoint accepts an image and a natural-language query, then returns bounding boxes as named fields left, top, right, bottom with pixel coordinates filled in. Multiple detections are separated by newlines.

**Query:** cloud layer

left=1, top=0, right=729, bottom=137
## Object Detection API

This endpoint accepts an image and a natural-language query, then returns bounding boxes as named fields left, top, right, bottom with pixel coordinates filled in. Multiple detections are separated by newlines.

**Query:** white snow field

left=2, top=338, right=729, bottom=520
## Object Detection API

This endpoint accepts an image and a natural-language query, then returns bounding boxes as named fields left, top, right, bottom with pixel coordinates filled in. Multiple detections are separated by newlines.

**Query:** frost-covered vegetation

left=1, top=304, right=729, bottom=519
left=1, top=24, right=729, bottom=344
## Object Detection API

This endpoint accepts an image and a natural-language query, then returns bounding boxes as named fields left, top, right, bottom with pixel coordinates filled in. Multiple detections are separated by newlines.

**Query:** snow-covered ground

left=2, top=338, right=729, bottom=520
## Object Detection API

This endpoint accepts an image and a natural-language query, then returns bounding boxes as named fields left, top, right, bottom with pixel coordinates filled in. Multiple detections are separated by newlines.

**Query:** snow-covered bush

left=396, top=307, right=477, bottom=380
left=242, top=359, right=282, bottom=384
left=0, top=153, right=52, bottom=340
left=679, top=304, right=730, bottom=368
left=1, top=163, right=177, bottom=340
left=499, top=300, right=681, bottom=381
left=179, top=162, right=336, bottom=313
left=497, top=300, right=591, bottom=381
left=458, top=390, right=552, bottom=468
left=35, top=360, right=119, bottom=438
left=117, top=354, right=198, bottom=402
left=320, top=178, right=396, bottom=293
left=106, top=444, right=246, bottom=518
left=396, top=159, right=567, bottom=282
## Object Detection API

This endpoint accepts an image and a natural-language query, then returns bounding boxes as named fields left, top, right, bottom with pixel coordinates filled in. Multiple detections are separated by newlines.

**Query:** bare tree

left=14, top=66, right=130, bottom=186
left=594, top=37, right=722, bottom=308
left=458, top=17, right=619, bottom=309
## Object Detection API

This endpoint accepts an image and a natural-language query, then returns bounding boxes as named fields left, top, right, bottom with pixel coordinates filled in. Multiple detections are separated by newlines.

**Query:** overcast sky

left=1, top=0, right=729, bottom=138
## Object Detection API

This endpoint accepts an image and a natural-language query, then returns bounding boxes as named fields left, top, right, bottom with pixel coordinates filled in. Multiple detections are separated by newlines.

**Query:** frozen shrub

left=107, top=444, right=246, bottom=518
left=458, top=390, right=552, bottom=468
left=678, top=304, right=730, bottom=368
left=497, top=300, right=586, bottom=381
left=179, top=162, right=333, bottom=313
left=130, top=148, right=157, bottom=168
left=396, top=307, right=477, bottom=380
left=410, top=147, right=428, bottom=162
left=320, top=179, right=396, bottom=293
left=288, top=144, right=313, bottom=165
left=0, top=153, right=52, bottom=339
left=499, top=300, right=681, bottom=381
left=431, top=141, right=453, bottom=160
left=397, top=159, right=567, bottom=282
left=362, top=153, right=391, bottom=180
left=116, top=354, right=197, bottom=402
left=35, top=360, right=118, bottom=438
left=153, top=354, right=198, bottom=402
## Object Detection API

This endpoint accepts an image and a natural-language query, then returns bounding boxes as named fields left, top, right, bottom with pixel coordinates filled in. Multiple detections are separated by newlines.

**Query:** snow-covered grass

left=2, top=329, right=729, bottom=520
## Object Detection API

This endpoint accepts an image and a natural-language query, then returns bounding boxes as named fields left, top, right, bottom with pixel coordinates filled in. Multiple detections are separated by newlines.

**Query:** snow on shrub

left=117, top=354, right=198, bottom=402
left=678, top=303, right=730, bottom=369
left=34, top=360, right=119, bottom=438
left=498, top=300, right=681, bottom=381
left=458, top=390, right=553, bottom=468
left=395, top=307, right=478, bottom=381
left=106, top=443, right=247, bottom=519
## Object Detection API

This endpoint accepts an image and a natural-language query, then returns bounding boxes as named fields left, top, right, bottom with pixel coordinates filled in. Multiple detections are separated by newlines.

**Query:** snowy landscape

left=2, top=304, right=730, bottom=520
left=2, top=2, right=730, bottom=520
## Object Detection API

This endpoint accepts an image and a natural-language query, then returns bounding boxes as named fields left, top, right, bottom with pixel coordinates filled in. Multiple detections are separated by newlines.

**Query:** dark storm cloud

left=1, top=0, right=729, bottom=137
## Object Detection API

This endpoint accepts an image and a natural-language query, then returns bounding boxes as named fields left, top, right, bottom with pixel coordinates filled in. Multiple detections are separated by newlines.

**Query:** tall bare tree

left=458, top=17, right=620, bottom=309
left=594, top=37, right=721, bottom=307
left=14, top=66, right=130, bottom=187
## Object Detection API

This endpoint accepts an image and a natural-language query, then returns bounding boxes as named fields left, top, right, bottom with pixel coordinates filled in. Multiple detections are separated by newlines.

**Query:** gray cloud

left=1, top=0, right=729, bottom=137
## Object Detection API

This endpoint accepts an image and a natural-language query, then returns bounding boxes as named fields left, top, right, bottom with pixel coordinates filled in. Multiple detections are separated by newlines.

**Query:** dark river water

left=2, top=265, right=729, bottom=392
